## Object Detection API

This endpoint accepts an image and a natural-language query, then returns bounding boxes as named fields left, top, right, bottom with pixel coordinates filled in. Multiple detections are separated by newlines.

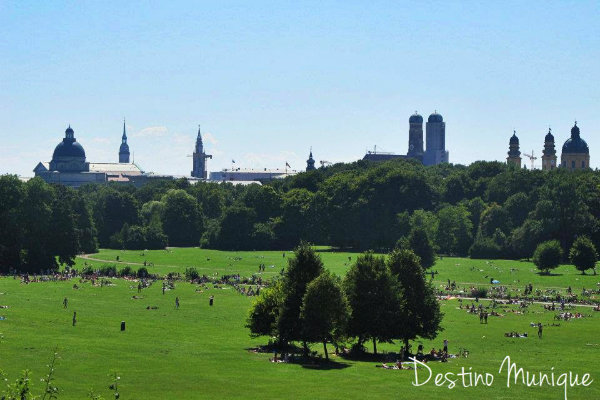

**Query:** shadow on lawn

left=300, top=359, right=351, bottom=370
left=535, top=272, right=564, bottom=276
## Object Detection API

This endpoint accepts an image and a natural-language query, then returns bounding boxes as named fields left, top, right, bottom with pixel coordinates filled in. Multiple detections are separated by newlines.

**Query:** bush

left=81, top=266, right=94, bottom=276
left=470, top=287, right=488, bottom=298
left=98, top=264, right=118, bottom=277
left=532, top=240, right=562, bottom=274
left=119, top=266, right=135, bottom=277
left=469, top=237, right=502, bottom=259
left=137, top=267, right=149, bottom=278
left=569, top=236, right=598, bottom=275
left=184, top=267, right=200, bottom=281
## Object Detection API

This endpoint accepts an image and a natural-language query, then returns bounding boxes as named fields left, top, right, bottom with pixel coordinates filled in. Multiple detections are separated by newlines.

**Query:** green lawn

left=0, top=248, right=598, bottom=399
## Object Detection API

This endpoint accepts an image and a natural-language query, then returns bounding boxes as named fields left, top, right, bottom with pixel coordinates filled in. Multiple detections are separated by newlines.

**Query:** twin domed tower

left=507, top=122, right=590, bottom=170
left=408, top=111, right=449, bottom=166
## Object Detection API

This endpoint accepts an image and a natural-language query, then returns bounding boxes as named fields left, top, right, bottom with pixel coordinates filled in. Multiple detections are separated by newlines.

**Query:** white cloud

left=133, top=126, right=168, bottom=138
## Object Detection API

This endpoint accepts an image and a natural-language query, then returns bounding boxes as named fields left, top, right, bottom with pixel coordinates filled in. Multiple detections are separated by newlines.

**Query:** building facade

left=362, top=111, right=449, bottom=166
left=34, top=125, right=143, bottom=188
left=191, top=126, right=212, bottom=179
left=561, top=122, right=590, bottom=170
left=507, top=130, right=522, bottom=168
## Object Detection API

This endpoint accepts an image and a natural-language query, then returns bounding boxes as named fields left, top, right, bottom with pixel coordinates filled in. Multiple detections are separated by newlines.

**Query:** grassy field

left=1, top=248, right=599, bottom=399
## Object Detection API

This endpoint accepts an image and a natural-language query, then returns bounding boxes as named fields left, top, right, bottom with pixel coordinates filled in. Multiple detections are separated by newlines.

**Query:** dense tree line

left=0, top=176, right=97, bottom=273
left=3, top=158, right=600, bottom=272
left=247, top=243, right=442, bottom=357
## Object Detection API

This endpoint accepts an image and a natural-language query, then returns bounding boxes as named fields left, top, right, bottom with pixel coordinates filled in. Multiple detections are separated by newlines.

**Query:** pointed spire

left=195, top=124, right=204, bottom=153
left=122, top=118, right=127, bottom=143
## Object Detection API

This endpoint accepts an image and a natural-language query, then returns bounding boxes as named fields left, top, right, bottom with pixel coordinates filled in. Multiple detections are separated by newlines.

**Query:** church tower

left=561, top=121, right=590, bottom=170
left=507, top=130, right=522, bottom=168
left=191, top=125, right=212, bottom=179
left=306, top=148, right=316, bottom=171
left=119, top=119, right=130, bottom=163
left=541, top=128, right=557, bottom=170
left=407, top=112, right=424, bottom=160
left=423, top=111, right=449, bottom=166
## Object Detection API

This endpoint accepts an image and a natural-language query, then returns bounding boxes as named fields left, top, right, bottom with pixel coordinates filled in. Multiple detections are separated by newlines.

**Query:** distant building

left=34, top=125, right=144, bottom=188
left=362, top=151, right=407, bottom=162
left=561, top=122, right=590, bottom=170
left=209, top=168, right=297, bottom=182
left=191, top=126, right=212, bottom=179
left=507, top=130, right=522, bottom=168
left=423, top=112, right=449, bottom=166
left=541, top=128, right=557, bottom=170
left=362, top=111, right=449, bottom=166
left=407, top=112, right=424, bottom=161
left=306, top=149, right=316, bottom=171
left=119, top=119, right=130, bottom=163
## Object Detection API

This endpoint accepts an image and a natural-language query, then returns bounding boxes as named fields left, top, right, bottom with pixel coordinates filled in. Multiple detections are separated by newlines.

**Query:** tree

left=478, top=203, right=510, bottom=237
left=406, top=227, right=436, bottom=269
left=161, top=189, right=202, bottom=246
left=532, top=240, right=562, bottom=274
left=94, top=189, right=140, bottom=247
left=387, top=249, right=443, bottom=354
left=300, top=271, right=349, bottom=360
left=435, top=205, right=473, bottom=256
left=216, top=206, right=257, bottom=250
left=277, top=242, right=324, bottom=349
left=0, top=175, right=24, bottom=273
left=569, top=236, right=597, bottom=275
left=343, top=252, right=400, bottom=354
left=247, top=281, right=284, bottom=339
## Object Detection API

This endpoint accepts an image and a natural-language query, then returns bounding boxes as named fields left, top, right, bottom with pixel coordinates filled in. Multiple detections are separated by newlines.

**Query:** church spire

left=119, top=118, right=130, bottom=163
left=195, top=124, right=204, bottom=152
left=122, top=118, right=127, bottom=142
left=306, top=147, right=316, bottom=171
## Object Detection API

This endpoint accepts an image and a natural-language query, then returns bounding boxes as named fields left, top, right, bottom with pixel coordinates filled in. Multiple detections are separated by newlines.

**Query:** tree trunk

left=323, top=341, right=329, bottom=361
left=404, top=338, right=410, bottom=359
left=303, top=341, right=309, bottom=358
left=373, top=338, right=377, bottom=355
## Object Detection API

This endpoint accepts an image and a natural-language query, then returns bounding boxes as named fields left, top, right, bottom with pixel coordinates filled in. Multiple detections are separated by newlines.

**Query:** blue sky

left=1, top=1, right=599, bottom=176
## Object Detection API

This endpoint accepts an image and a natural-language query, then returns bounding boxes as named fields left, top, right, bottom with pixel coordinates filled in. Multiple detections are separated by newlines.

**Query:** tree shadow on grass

left=299, top=359, right=351, bottom=370
left=535, top=271, right=564, bottom=276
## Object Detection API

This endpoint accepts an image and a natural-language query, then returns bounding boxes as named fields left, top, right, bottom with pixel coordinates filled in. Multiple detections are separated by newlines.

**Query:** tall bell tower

left=191, top=125, right=212, bottom=179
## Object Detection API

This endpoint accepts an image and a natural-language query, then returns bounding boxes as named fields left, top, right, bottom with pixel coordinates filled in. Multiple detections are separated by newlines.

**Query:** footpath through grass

left=0, top=248, right=598, bottom=399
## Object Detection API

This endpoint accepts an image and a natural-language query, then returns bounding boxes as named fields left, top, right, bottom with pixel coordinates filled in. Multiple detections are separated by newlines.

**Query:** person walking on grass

left=63, top=297, right=68, bottom=309
left=175, top=297, right=180, bottom=309
left=72, top=311, right=77, bottom=326
left=538, top=322, right=543, bottom=338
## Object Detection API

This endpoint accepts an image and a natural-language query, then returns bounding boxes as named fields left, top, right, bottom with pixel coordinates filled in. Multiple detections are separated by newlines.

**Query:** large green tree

left=277, top=242, right=324, bottom=349
left=343, top=252, right=401, bottom=354
left=569, top=236, right=597, bottom=275
left=406, top=227, right=436, bottom=269
left=387, top=249, right=443, bottom=353
left=300, top=271, right=349, bottom=360
left=161, top=189, right=203, bottom=246
left=533, top=240, right=562, bottom=274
